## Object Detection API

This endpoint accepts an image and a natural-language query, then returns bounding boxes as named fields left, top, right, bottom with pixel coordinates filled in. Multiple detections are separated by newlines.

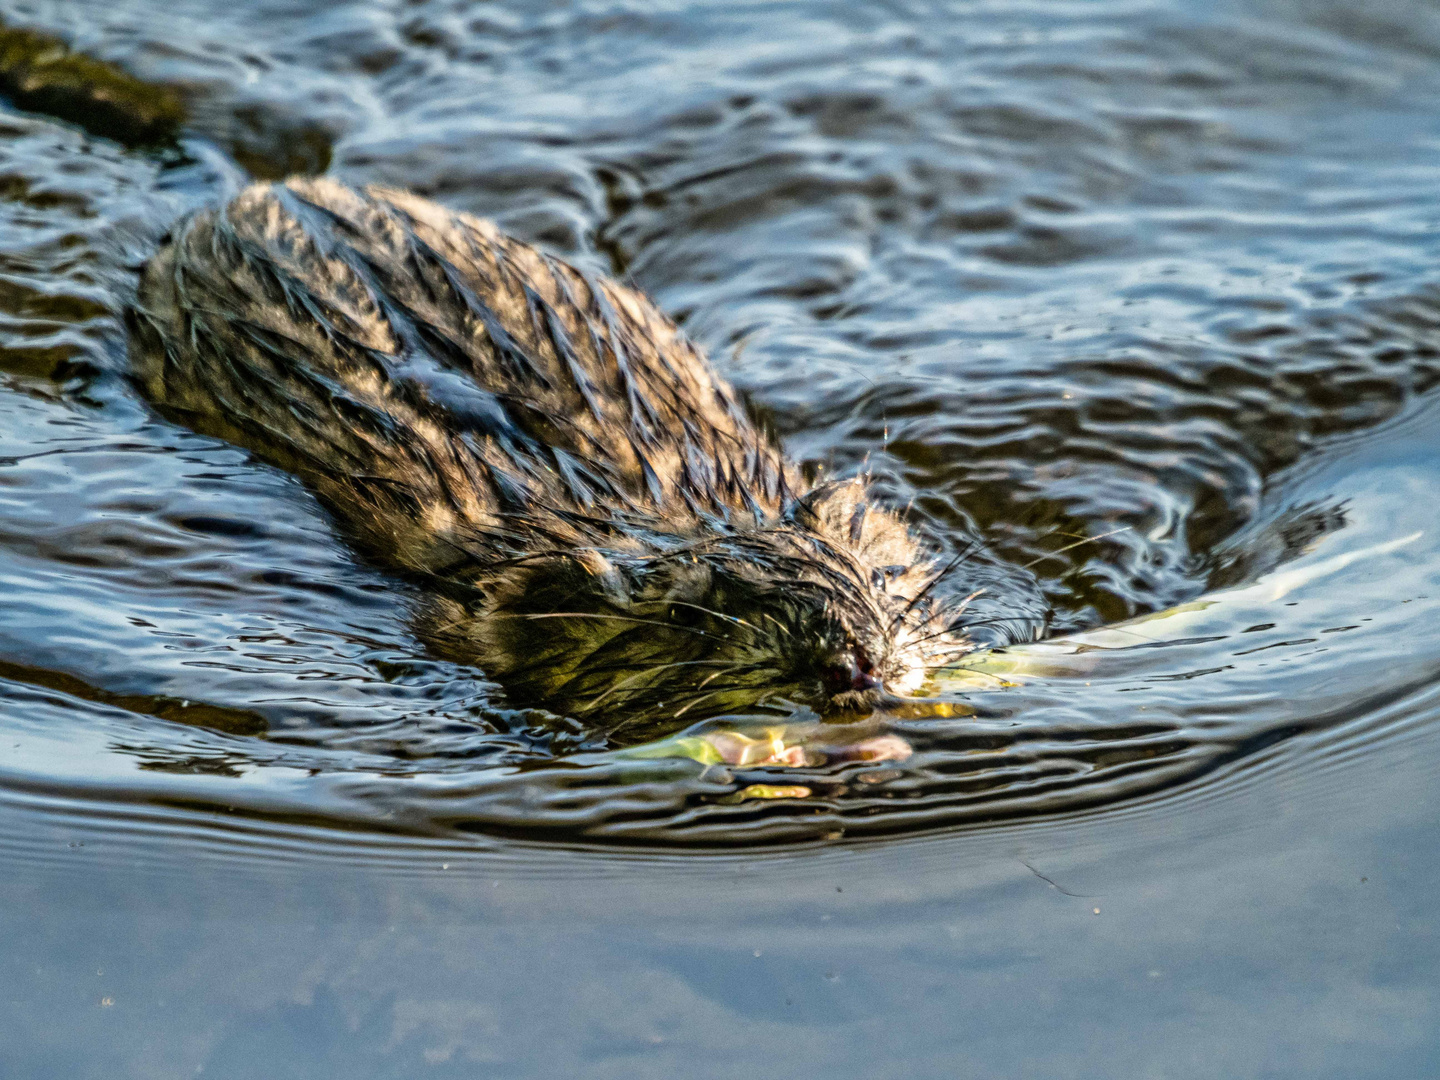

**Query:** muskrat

left=126, top=177, right=974, bottom=740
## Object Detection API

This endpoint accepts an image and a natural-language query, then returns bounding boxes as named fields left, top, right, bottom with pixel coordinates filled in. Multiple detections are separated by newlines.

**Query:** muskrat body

left=127, top=177, right=971, bottom=740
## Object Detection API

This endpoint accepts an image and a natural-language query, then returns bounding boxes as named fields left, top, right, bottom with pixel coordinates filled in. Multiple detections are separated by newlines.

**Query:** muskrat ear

left=573, top=549, right=633, bottom=608
left=788, top=479, right=921, bottom=568
left=661, top=558, right=713, bottom=605
left=789, top=479, right=869, bottom=537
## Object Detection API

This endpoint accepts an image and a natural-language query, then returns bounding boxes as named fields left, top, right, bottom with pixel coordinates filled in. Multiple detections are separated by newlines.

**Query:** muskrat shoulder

left=126, top=177, right=972, bottom=740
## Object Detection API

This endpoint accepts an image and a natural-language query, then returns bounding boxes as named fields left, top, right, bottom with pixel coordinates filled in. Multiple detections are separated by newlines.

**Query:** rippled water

left=5, top=0, right=1440, bottom=1073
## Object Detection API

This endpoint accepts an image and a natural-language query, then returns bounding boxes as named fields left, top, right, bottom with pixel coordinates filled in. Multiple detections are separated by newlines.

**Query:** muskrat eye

left=667, top=603, right=703, bottom=627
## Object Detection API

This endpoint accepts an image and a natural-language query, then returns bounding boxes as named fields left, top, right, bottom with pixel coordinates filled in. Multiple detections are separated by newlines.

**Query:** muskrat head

left=439, top=482, right=976, bottom=742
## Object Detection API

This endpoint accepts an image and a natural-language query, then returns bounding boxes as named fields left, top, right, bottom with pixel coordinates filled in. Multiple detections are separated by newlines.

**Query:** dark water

left=4, top=0, right=1440, bottom=1073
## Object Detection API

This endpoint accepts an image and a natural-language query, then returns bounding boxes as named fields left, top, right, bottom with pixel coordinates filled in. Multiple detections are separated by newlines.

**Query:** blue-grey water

left=4, top=0, right=1440, bottom=1074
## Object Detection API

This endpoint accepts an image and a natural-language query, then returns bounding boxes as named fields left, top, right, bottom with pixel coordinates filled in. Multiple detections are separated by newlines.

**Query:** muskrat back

left=128, top=177, right=971, bottom=740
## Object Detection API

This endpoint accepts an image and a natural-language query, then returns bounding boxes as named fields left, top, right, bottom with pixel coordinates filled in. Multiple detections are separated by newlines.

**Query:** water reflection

left=0, top=0, right=1439, bottom=847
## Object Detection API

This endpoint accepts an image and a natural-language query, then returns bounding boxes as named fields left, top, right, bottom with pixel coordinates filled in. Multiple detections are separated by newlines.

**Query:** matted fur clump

left=127, top=177, right=972, bottom=740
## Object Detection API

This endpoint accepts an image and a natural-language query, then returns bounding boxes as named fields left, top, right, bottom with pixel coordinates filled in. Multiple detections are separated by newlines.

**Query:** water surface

left=4, top=0, right=1440, bottom=1072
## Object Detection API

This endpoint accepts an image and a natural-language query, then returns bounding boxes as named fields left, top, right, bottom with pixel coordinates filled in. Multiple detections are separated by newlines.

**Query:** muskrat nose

left=851, top=665, right=881, bottom=692
left=824, top=647, right=881, bottom=696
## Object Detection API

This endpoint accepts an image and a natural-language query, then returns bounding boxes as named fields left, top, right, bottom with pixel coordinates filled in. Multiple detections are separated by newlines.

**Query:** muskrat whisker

left=697, top=663, right=749, bottom=690
left=575, top=657, right=752, bottom=676
left=583, top=658, right=694, bottom=713
left=904, top=613, right=1052, bottom=652
left=494, top=628, right=683, bottom=687
left=1017, top=525, right=1131, bottom=571
left=759, top=612, right=793, bottom=639
left=600, top=664, right=778, bottom=707
left=939, top=666, right=1016, bottom=686
left=906, top=588, right=985, bottom=637
left=664, top=600, right=759, bottom=632
left=495, top=611, right=726, bottom=642
left=887, top=540, right=985, bottom=635
left=671, top=688, right=730, bottom=719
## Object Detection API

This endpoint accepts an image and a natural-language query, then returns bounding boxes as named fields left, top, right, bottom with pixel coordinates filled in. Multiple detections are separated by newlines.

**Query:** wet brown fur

left=127, top=178, right=970, bottom=740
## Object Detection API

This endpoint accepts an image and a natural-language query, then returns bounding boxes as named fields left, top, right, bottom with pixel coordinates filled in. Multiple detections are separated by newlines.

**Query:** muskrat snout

left=822, top=644, right=881, bottom=697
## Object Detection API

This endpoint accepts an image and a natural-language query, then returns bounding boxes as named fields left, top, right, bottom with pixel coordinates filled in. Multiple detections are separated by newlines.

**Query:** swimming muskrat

left=126, top=177, right=974, bottom=739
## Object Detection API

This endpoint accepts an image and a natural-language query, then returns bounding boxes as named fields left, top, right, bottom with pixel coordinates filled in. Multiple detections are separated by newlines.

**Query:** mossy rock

left=0, top=22, right=184, bottom=146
